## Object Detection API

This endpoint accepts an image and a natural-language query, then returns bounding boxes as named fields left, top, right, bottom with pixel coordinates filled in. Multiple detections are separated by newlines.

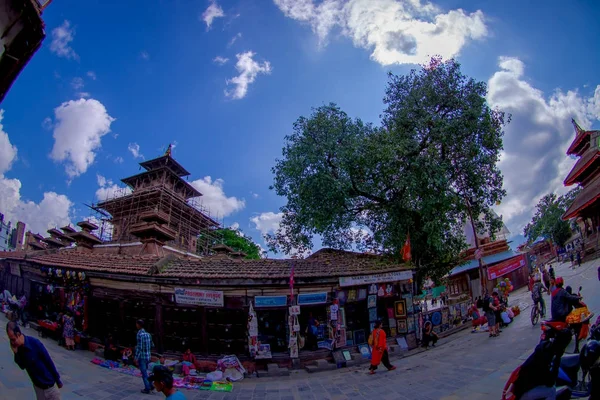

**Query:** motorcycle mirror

left=579, top=286, right=582, bottom=292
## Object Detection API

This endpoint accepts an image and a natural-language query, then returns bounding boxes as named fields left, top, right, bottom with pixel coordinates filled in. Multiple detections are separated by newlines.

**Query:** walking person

left=483, top=291, right=498, bottom=337
left=149, top=365, right=188, bottom=399
left=134, top=319, right=154, bottom=394
left=6, top=321, right=63, bottom=399
left=368, top=321, right=396, bottom=374
left=576, top=251, right=582, bottom=268
left=62, top=311, right=75, bottom=351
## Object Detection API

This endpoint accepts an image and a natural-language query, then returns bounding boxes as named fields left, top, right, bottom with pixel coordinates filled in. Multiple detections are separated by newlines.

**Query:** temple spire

left=572, top=119, right=585, bottom=137
left=165, top=143, right=173, bottom=157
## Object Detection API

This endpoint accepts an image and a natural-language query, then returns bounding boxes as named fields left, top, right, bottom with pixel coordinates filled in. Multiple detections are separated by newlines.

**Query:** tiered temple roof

left=562, top=120, right=600, bottom=220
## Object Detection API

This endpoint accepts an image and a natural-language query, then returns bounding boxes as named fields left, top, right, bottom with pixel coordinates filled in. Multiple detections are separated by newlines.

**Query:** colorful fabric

left=370, top=328, right=387, bottom=367
left=135, top=329, right=153, bottom=362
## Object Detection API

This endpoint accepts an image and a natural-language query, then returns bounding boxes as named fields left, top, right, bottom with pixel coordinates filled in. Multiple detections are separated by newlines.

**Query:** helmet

left=555, top=277, right=564, bottom=287
left=580, top=340, right=600, bottom=372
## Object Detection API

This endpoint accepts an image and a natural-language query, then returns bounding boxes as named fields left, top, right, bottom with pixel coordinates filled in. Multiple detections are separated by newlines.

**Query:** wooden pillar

left=155, top=301, right=164, bottom=353
left=201, top=306, right=207, bottom=354
left=83, top=295, right=89, bottom=332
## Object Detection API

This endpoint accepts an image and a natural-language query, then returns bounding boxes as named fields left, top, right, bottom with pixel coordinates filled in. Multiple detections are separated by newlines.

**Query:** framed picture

left=347, top=290, right=357, bottom=302
left=346, top=330, right=353, bottom=346
left=358, top=288, right=367, bottom=301
left=397, top=319, right=408, bottom=334
left=368, top=307, right=378, bottom=322
left=340, top=307, right=347, bottom=328
left=402, top=293, right=413, bottom=313
left=342, top=350, right=352, bottom=361
left=370, top=322, right=376, bottom=332
left=358, top=343, right=371, bottom=359
left=407, top=316, right=416, bottom=333
left=368, top=295, right=377, bottom=308
left=395, top=300, right=407, bottom=318
left=390, top=327, right=397, bottom=337
left=387, top=308, right=395, bottom=319
left=354, top=329, right=366, bottom=345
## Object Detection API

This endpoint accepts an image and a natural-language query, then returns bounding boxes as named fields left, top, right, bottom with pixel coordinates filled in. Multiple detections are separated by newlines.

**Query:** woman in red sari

left=369, top=321, right=396, bottom=374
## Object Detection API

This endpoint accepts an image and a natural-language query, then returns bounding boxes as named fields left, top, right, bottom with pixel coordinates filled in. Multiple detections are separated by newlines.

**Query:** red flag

left=402, top=234, right=412, bottom=262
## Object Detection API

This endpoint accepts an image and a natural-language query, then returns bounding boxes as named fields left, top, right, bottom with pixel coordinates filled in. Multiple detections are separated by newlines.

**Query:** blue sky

left=0, top=0, right=599, bottom=256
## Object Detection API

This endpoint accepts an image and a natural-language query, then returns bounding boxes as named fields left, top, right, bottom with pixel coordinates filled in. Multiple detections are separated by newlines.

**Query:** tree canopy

left=200, top=228, right=264, bottom=259
left=268, top=57, right=508, bottom=279
left=524, top=188, right=582, bottom=247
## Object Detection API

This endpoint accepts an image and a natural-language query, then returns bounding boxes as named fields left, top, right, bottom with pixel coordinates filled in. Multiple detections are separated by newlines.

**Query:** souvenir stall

left=253, top=295, right=289, bottom=355
left=337, top=271, right=414, bottom=347
left=35, top=267, right=91, bottom=347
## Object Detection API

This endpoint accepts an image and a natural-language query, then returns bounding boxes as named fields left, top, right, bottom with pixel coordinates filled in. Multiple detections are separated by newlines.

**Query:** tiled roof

left=563, top=174, right=600, bottom=220
left=564, top=148, right=600, bottom=186
left=159, top=257, right=408, bottom=279
left=0, top=247, right=410, bottom=280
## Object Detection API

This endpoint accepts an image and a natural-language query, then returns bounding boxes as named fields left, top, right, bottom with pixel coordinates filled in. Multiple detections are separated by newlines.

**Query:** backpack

left=482, top=295, right=491, bottom=312
left=368, top=333, right=373, bottom=346
left=476, top=298, right=483, bottom=309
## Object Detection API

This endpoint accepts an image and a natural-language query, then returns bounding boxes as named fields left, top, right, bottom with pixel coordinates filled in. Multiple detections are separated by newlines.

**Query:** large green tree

left=268, top=57, right=508, bottom=279
left=199, top=228, right=264, bottom=259
left=524, top=187, right=582, bottom=247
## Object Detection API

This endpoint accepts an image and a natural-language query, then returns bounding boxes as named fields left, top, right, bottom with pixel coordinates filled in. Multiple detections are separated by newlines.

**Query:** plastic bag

left=206, top=370, right=223, bottom=381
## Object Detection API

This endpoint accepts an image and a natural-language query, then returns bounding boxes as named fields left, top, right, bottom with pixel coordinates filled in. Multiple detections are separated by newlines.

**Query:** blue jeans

left=139, top=359, right=151, bottom=391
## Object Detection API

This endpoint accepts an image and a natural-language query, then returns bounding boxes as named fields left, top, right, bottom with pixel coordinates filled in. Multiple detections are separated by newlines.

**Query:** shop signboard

left=174, top=288, right=224, bottom=307
left=297, top=292, right=328, bottom=305
left=289, top=305, right=301, bottom=315
left=254, top=296, right=287, bottom=308
left=339, top=270, right=413, bottom=287
left=487, top=254, right=526, bottom=280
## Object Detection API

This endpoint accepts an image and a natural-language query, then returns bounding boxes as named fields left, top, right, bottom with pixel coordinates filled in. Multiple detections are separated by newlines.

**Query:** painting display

left=368, top=307, right=378, bottom=322
left=368, top=295, right=377, bottom=308
left=397, top=319, right=408, bottom=334
left=394, top=299, right=407, bottom=318
left=354, top=329, right=366, bottom=345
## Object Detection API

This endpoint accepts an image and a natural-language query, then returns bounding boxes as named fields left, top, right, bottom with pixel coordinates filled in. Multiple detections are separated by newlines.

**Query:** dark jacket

left=551, top=288, right=580, bottom=322
left=14, top=336, right=62, bottom=389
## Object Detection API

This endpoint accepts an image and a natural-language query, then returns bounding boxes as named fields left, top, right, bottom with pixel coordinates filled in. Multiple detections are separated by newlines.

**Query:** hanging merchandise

left=247, top=303, right=258, bottom=358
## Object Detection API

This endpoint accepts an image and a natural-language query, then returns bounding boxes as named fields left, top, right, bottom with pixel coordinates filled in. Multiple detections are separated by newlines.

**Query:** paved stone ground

left=1, top=259, right=598, bottom=400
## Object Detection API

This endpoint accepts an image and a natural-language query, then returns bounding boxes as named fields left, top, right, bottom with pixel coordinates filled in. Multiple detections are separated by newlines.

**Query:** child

left=122, top=348, right=133, bottom=366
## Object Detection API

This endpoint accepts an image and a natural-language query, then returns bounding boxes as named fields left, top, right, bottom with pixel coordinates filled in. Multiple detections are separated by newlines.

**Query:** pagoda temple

left=562, top=120, right=600, bottom=255
left=96, top=146, right=219, bottom=255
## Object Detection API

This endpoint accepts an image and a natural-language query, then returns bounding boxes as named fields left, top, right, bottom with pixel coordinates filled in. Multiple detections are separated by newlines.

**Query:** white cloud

left=50, top=20, right=78, bottom=60
left=250, top=211, right=312, bottom=258
left=225, top=51, right=272, bottom=100
left=95, top=174, right=132, bottom=201
left=140, top=51, right=150, bottom=60
left=189, top=176, right=245, bottom=218
left=87, top=71, right=97, bottom=80
left=251, top=212, right=283, bottom=235
left=128, top=142, right=144, bottom=159
left=77, top=92, right=91, bottom=98
left=230, top=222, right=240, bottom=230
left=49, top=98, right=116, bottom=179
left=213, top=56, right=229, bottom=65
left=273, top=0, right=486, bottom=66
left=41, top=117, right=53, bottom=130
left=251, top=191, right=260, bottom=199
left=114, top=156, right=124, bottom=164
left=0, top=110, right=73, bottom=235
left=228, top=32, right=242, bottom=47
left=71, top=77, right=84, bottom=90
left=202, top=0, right=225, bottom=30
left=0, top=110, right=17, bottom=174
left=488, top=57, right=600, bottom=236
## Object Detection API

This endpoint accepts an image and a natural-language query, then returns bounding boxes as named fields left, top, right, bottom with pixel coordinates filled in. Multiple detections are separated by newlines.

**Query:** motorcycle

left=542, top=286, right=594, bottom=353
left=502, top=340, right=600, bottom=399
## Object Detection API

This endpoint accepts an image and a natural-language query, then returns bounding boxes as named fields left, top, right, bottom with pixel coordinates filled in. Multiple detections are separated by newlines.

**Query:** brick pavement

left=1, top=259, right=598, bottom=400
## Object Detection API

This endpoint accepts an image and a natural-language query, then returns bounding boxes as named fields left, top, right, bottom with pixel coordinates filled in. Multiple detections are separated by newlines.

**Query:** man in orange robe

left=369, top=321, right=396, bottom=374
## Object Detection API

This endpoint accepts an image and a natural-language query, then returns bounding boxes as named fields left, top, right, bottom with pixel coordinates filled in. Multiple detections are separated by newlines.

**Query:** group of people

left=5, top=318, right=187, bottom=399
left=475, top=289, right=513, bottom=337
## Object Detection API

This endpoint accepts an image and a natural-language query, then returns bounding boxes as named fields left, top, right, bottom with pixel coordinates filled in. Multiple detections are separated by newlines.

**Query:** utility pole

left=466, top=199, right=486, bottom=296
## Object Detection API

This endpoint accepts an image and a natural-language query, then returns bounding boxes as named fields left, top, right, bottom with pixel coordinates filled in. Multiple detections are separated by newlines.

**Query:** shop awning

left=448, top=249, right=518, bottom=277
